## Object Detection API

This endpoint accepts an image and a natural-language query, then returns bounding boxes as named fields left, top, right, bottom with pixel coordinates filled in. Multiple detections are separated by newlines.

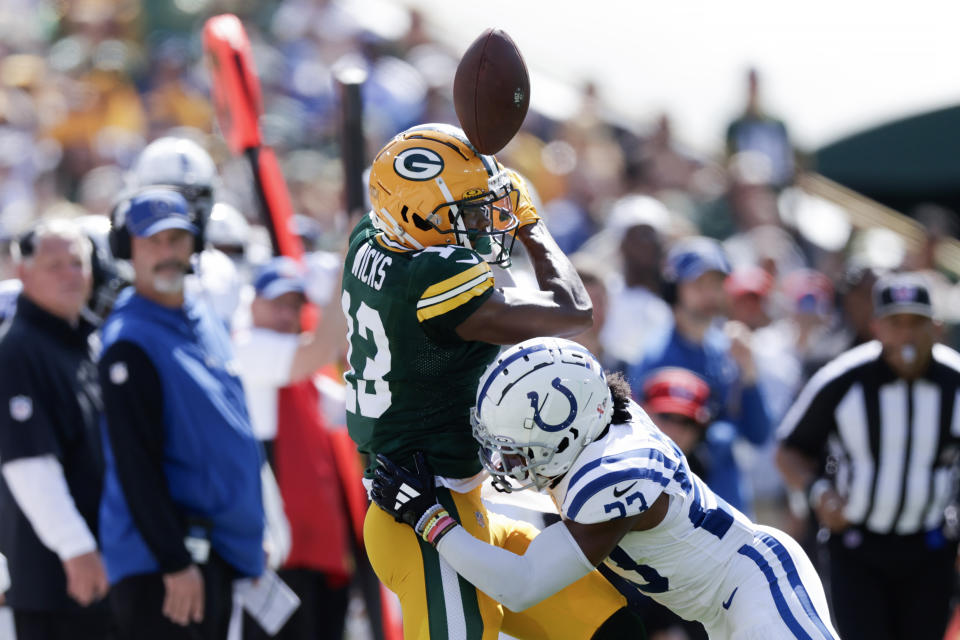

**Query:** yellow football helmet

left=369, top=123, right=519, bottom=265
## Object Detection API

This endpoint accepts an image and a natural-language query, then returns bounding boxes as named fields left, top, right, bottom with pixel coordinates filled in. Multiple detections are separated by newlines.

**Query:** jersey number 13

left=341, top=290, right=392, bottom=418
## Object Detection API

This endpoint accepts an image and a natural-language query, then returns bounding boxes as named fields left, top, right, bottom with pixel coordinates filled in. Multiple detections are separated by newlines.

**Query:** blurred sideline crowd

left=1, top=1, right=960, bottom=640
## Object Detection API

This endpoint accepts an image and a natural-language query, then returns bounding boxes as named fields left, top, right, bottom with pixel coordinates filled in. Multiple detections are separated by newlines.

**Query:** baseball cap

left=642, top=367, right=711, bottom=425
left=606, top=195, right=670, bottom=236
left=724, top=265, right=773, bottom=299
left=124, top=189, right=198, bottom=238
left=664, top=236, right=730, bottom=283
left=872, top=272, right=933, bottom=319
left=782, top=269, right=834, bottom=317
left=253, top=256, right=306, bottom=300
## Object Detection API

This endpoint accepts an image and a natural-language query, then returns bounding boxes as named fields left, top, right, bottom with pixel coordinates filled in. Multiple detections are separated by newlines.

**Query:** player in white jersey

left=371, top=337, right=838, bottom=640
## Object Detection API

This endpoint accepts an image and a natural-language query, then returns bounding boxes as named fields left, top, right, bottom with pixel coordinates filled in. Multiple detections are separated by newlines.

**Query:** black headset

left=13, top=221, right=133, bottom=323
left=108, top=185, right=211, bottom=260
left=11, top=228, right=36, bottom=262
left=660, top=260, right=680, bottom=307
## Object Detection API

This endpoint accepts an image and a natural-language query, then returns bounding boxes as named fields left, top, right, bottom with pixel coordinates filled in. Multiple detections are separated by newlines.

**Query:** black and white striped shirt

left=778, top=340, right=960, bottom=536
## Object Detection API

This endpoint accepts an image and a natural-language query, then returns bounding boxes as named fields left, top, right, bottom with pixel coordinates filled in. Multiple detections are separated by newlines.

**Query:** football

left=453, top=28, right=530, bottom=155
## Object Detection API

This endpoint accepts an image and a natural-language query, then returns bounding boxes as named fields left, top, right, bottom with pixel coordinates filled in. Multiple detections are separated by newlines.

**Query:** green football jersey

left=341, top=215, right=500, bottom=479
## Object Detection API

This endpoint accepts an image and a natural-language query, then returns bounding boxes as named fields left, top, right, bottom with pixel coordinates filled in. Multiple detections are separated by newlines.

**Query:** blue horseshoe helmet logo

left=526, top=377, right=578, bottom=432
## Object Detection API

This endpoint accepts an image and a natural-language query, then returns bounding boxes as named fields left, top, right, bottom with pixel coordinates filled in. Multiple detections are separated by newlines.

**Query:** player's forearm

left=435, top=521, right=593, bottom=612
left=518, top=223, right=592, bottom=327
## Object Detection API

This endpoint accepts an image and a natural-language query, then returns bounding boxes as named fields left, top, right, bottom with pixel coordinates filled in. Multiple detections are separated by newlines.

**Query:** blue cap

left=254, top=257, right=306, bottom=300
left=664, top=236, right=730, bottom=283
left=125, top=189, right=198, bottom=237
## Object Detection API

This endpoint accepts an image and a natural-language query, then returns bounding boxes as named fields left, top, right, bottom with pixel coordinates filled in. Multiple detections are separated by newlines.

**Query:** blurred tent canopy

left=814, top=105, right=960, bottom=217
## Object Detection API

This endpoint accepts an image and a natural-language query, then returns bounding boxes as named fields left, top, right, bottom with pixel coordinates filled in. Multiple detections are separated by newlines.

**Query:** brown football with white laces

left=453, top=28, right=530, bottom=155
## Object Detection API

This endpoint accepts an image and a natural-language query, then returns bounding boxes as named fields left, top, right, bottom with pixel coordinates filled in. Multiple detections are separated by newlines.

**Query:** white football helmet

left=205, top=202, right=250, bottom=252
left=472, top=337, right=613, bottom=492
left=130, top=137, right=217, bottom=220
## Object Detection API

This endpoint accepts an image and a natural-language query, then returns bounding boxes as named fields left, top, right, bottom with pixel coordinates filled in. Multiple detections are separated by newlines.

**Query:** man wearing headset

left=98, top=188, right=265, bottom=640
left=0, top=219, right=113, bottom=639
left=628, top=237, right=771, bottom=514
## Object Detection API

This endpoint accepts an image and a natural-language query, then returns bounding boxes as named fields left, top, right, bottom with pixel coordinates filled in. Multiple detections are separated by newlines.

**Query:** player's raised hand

left=506, top=168, right=541, bottom=230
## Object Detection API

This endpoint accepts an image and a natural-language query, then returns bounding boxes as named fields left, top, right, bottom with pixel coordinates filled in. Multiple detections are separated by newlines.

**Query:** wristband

left=415, top=504, right=458, bottom=547
left=425, top=515, right=457, bottom=546
left=415, top=504, right=446, bottom=535
left=807, top=478, right=832, bottom=510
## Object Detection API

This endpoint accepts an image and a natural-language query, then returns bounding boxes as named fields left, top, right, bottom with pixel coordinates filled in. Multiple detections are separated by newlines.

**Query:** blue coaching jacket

left=98, top=289, right=264, bottom=583
left=629, top=324, right=772, bottom=513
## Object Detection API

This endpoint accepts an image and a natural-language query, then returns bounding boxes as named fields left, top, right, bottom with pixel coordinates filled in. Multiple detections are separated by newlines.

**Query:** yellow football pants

left=364, top=484, right=627, bottom=639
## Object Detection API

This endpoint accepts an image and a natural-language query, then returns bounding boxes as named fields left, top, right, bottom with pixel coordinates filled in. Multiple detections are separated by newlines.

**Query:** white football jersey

left=550, top=400, right=837, bottom=639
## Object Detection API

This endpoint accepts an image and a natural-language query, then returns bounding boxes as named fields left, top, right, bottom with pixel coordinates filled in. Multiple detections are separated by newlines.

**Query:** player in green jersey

left=341, top=124, right=643, bottom=639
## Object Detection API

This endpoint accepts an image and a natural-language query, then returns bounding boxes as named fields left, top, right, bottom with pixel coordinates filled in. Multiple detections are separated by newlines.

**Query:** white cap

left=605, top=195, right=670, bottom=236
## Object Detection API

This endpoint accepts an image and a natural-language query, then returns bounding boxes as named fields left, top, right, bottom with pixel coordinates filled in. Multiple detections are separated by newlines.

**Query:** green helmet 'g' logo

left=394, top=148, right=444, bottom=181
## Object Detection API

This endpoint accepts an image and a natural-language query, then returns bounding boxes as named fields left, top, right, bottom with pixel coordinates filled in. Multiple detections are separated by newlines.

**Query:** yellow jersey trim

left=420, top=262, right=490, bottom=300
left=417, top=280, right=494, bottom=322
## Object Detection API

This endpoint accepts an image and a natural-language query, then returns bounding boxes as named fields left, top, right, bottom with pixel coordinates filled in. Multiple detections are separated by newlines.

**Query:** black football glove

left=371, top=452, right=441, bottom=528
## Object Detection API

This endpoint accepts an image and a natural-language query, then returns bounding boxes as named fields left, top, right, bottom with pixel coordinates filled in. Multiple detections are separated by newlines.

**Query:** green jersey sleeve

left=349, top=212, right=378, bottom=244
left=408, top=245, right=495, bottom=344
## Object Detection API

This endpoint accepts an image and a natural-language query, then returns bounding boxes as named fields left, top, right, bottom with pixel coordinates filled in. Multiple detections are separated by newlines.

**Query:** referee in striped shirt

left=776, top=272, right=960, bottom=640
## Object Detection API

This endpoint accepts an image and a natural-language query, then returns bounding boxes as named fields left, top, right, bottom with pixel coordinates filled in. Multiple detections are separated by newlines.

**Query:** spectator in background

left=630, top=236, right=771, bottom=512
left=776, top=273, right=960, bottom=640
left=233, top=257, right=352, bottom=640
left=724, top=265, right=773, bottom=331
left=98, top=189, right=264, bottom=640
left=142, top=36, right=214, bottom=133
left=839, top=264, right=881, bottom=347
left=724, top=68, right=794, bottom=188
left=694, top=152, right=781, bottom=241
left=799, top=263, right=883, bottom=379
left=570, top=264, right=610, bottom=368
left=753, top=269, right=836, bottom=424
left=0, top=220, right=112, bottom=639
left=641, top=367, right=712, bottom=485
left=599, top=195, right=673, bottom=372
left=750, top=269, right=837, bottom=528
left=636, top=366, right=713, bottom=640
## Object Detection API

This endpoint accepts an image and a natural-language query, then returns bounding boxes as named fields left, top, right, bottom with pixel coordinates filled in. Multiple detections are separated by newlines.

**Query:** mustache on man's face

left=154, top=259, right=190, bottom=274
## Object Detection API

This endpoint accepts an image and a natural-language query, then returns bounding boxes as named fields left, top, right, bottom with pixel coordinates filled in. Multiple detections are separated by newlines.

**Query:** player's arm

left=455, top=172, right=592, bottom=345
left=371, top=453, right=664, bottom=611
left=432, top=517, right=636, bottom=612
left=433, top=496, right=670, bottom=611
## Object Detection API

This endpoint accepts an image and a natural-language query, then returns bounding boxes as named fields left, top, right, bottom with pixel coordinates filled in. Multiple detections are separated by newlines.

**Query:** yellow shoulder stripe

left=417, top=280, right=493, bottom=322
left=420, top=262, right=491, bottom=299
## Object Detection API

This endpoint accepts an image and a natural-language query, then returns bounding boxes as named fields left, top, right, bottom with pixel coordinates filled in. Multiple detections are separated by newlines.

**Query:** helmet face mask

left=472, top=338, right=614, bottom=493
left=472, top=409, right=560, bottom=492
left=370, top=124, right=519, bottom=265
